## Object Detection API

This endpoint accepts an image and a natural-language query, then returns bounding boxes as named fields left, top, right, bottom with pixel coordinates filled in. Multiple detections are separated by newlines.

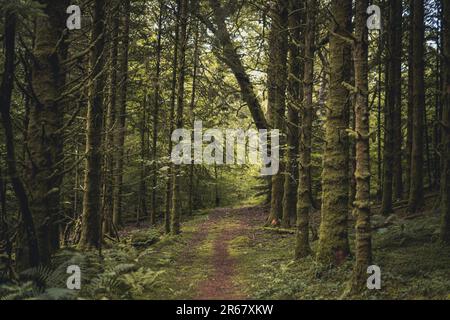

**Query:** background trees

left=0, top=0, right=450, bottom=299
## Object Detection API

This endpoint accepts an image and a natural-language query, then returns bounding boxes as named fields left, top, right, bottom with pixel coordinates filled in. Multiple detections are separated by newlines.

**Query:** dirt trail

left=193, top=207, right=264, bottom=300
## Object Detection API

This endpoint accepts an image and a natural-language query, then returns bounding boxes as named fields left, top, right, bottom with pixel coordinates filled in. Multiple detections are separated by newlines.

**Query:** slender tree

left=188, top=12, right=200, bottom=217
left=295, top=0, right=316, bottom=259
left=317, top=0, right=352, bottom=265
left=23, top=0, right=69, bottom=264
left=113, top=0, right=131, bottom=228
left=441, top=0, right=450, bottom=243
left=165, top=4, right=181, bottom=234
left=171, top=0, right=189, bottom=235
left=150, top=3, right=164, bottom=226
left=408, top=0, right=425, bottom=213
left=103, top=0, right=120, bottom=236
left=266, top=0, right=289, bottom=226
left=381, top=0, right=403, bottom=214
left=392, top=1, right=404, bottom=201
left=207, top=0, right=268, bottom=130
left=406, top=0, right=414, bottom=196
left=282, top=0, right=302, bottom=229
left=0, top=5, right=40, bottom=269
left=79, top=0, right=107, bottom=249
left=350, top=0, right=372, bottom=293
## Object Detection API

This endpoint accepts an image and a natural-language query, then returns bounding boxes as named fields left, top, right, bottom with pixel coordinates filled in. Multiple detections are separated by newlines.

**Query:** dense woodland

left=0, top=0, right=450, bottom=300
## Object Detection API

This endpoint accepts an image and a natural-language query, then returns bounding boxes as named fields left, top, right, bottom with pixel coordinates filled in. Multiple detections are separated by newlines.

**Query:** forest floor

left=51, top=196, right=450, bottom=300
left=104, top=197, right=450, bottom=300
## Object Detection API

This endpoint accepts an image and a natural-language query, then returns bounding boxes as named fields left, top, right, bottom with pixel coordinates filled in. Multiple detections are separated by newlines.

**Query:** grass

left=6, top=202, right=448, bottom=300
left=231, top=210, right=450, bottom=300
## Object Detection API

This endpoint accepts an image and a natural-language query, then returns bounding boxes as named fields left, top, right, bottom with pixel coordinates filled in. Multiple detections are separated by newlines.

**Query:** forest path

left=191, top=206, right=264, bottom=300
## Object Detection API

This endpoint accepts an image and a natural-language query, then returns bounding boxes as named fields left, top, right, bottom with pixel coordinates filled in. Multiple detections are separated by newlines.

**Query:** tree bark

left=381, top=0, right=403, bottom=214
left=165, top=4, right=180, bottom=234
left=24, top=0, right=69, bottom=265
left=171, top=0, right=189, bottom=235
left=282, top=0, right=303, bottom=229
left=317, top=0, right=352, bottom=265
left=79, top=0, right=107, bottom=249
left=408, top=0, right=425, bottom=213
left=295, top=0, right=315, bottom=259
left=0, top=8, right=40, bottom=269
left=112, top=0, right=131, bottom=228
left=392, top=1, right=404, bottom=201
left=350, top=0, right=372, bottom=293
left=150, top=3, right=164, bottom=226
left=441, top=0, right=450, bottom=243
left=266, top=0, right=289, bottom=226
left=208, top=0, right=268, bottom=130
left=188, top=16, right=200, bottom=217
left=103, top=0, right=120, bottom=236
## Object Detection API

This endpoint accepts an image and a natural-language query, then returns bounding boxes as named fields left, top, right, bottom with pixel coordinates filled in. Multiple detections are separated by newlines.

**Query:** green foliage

left=122, top=268, right=165, bottom=298
left=130, top=229, right=160, bottom=248
left=0, top=264, right=77, bottom=300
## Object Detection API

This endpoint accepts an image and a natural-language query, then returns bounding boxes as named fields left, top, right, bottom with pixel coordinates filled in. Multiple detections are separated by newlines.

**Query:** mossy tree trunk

left=408, top=0, right=425, bottom=213
left=317, top=0, right=352, bottom=265
left=295, top=0, right=316, bottom=259
left=406, top=0, right=414, bottom=196
left=282, top=0, right=303, bottom=229
left=441, top=0, right=450, bottom=243
left=171, top=0, right=189, bottom=235
left=267, top=0, right=289, bottom=227
left=0, top=7, right=40, bottom=269
left=103, top=0, right=120, bottom=236
left=79, top=0, right=107, bottom=250
left=392, top=1, right=404, bottom=201
left=208, top=0, right=268, bottom=130
left=23, top=0, right=68, bottom=265
left=381, top=0, right=403, bottom=214
left=150, top=4, right=164, bottom=226
left=165, top=4, right=180, bottom=234
left=350, top=0, right=372, bottom=293
left=112, top=0, right=131, bottom=229
left=188, top=14, right=200, bottom=217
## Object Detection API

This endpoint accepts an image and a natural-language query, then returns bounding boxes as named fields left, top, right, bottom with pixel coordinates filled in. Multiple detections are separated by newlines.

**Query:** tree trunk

left=0, top=8, right=40, bottom=269
left=24, top=0, right=68, bottom=265
left=317, top=0, right=352, bottom=265
left=350, top=0, right=372, bottom=293
left=150, top=4, right=164, bottom=226
left=392, top=1, right=404, bottom=200
left=139, top=94, right=148, bottom=222
left=295, top=0, right=316, bottom=259
left=103, top=0, right=120, bottom=236
left=79, top=0, right=107, bottom=250
left=406, top=0, right=414, bottom=196
left=381, top=0, right=403, bottom=214
left=165, top=4, right=181, bottom=234
left=408, top=0, right=425, bottom=213
left=266, top=0, right=289, bottom=227
left=282, top=0, right=303, bottom=229
left=208, top=0, right=268, bottom=130
left=441, top=0, right=450, bottom=243
left=112, top=0, right=131, bottom=228
left=171, top=0, right=189, bottom=235
left=188, top=17, right=200, bottom=217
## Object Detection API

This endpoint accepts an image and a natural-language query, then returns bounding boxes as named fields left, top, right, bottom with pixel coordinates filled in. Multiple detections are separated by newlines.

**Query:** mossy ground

left=231, top=208, right=450, bottom=300
left=7, top=199, right=448, bottom=300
